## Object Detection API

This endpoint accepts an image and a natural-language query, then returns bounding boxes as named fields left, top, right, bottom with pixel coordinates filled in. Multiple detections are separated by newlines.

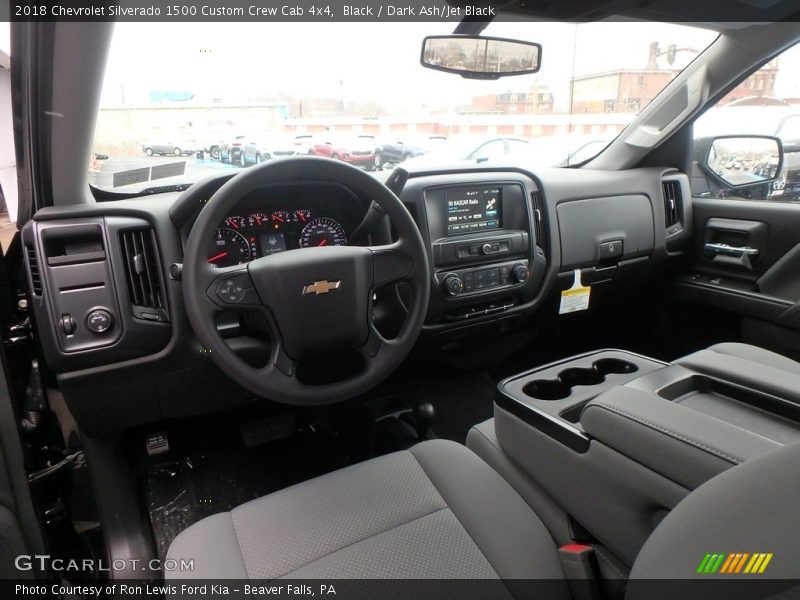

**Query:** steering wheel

left=182, top=157, right=430, bottom=406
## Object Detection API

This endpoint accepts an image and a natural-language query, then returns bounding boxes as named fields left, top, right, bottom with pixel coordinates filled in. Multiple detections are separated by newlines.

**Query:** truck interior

left=3, top=1, right=800, bottom=598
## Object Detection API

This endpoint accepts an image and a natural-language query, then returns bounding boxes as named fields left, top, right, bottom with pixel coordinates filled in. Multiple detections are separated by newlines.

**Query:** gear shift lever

left=414, top=402, right=436, bottom=440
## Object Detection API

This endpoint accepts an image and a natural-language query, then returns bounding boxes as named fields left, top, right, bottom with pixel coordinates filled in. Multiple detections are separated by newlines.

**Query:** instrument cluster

left=207, top=209, right=348, bottom=267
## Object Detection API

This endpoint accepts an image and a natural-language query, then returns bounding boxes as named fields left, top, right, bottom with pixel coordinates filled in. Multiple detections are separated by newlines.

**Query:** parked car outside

left=373, top=138, right=426, bottom=170
left=311, top=134, right=377, bottom=169
left=292, top=134, right=317, bottom=154
left=242, top=135, right=307, bottom=166
left=141, top=137, right=197, bottom=157
left=198, top=133, right=229, bottom=160
left=400, top=135, right=531, bottom=168
left=512, top=135, right=614, bottom=167
left=219, top=134, right=247, bottom=165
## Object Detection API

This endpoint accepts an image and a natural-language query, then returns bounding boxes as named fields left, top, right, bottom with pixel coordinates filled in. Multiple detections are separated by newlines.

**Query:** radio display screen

left=446, top=187, right=502, bottom=236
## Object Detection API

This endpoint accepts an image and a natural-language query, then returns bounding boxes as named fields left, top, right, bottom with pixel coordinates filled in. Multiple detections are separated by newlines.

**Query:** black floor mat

left=144, top=365, right=499, bottom=558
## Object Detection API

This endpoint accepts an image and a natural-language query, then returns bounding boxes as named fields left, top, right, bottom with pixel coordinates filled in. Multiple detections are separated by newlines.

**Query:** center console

left=483, top=348, right=800, bottom=567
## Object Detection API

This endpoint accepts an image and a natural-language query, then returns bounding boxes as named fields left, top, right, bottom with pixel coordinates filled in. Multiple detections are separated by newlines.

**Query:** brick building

left=718, top=59, right=779, bottom=105
left=570, top=70, right=677, bottom=114
left=570, top=59, right=779, bottom=114
left=471, top=84, right=555, bottom=114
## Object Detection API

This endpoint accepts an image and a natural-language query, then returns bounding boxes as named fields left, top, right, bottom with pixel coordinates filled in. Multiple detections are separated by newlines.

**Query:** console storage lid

left=580, top=369, right=797, bottom=490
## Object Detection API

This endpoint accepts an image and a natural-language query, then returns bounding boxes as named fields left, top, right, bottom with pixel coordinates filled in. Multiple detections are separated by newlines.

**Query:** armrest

left=581, top=386, right=781, bottom=489
left=676, top=347, right=800, bottom=403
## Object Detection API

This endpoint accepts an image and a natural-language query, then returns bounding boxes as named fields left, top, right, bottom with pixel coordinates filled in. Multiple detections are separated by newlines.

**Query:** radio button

left=463, top=272, right=474, bottom=292
left=486, top=269, right=501, bottom=287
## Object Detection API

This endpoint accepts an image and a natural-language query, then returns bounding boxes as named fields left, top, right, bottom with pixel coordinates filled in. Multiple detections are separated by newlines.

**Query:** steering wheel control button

left=216, top=278, right=246, bottom=304
left=85, top=309, right=113, bottom=334
left=443, top=274, right=464, bottom=296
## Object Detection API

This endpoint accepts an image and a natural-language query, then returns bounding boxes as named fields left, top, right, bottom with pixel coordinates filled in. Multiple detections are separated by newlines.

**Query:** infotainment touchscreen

left=446, top=187, right=502, bottom=235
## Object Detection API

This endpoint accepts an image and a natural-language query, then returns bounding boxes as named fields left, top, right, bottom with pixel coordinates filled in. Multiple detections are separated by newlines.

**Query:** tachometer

left=299, top=217, right=347, bottom=248
left=207, top=228, right=252, bottom=267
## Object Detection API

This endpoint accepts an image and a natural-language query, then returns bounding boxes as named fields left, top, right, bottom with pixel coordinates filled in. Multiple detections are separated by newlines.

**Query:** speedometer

left=207, top=228, right=252, bottom=267
left=299, top=218, right=347, bottom=248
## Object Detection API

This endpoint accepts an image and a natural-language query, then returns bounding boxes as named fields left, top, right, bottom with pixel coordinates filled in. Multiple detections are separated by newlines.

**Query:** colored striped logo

left=697, top=553, right=773, bottom=574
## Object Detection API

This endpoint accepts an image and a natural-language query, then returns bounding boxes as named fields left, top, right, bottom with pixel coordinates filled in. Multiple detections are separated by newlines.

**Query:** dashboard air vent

left=25, top=246, right=42, bottom=296
left=119, top=228, right=166, bottom=312
left=530, top=191, right=547, bottom=253
left=662, top=180, right=682, bottom=230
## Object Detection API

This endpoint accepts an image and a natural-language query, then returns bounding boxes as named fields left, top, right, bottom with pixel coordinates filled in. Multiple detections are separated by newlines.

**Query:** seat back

left=629, top=440, right=800, bottom=598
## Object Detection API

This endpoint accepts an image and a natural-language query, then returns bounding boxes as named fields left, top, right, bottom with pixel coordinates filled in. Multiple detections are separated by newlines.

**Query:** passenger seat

left=677, top=342, right=800, bottom=402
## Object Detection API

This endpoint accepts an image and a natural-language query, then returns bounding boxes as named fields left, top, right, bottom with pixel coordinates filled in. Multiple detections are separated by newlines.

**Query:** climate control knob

left=512, top=264, right=530, bottom=283
left=442, top=274, right=464, bottom=297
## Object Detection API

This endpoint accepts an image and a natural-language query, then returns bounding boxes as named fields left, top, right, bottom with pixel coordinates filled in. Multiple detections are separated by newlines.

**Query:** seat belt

left=559, top=543, right=603, bottom=600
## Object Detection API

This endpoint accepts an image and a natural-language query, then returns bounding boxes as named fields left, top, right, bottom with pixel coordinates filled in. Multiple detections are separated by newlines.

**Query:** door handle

left=704, top=242, right=760, bottom=257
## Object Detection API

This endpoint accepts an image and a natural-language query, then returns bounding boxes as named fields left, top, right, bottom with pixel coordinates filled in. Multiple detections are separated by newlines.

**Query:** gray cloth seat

left=166, top=439, right=569, bottom=596
left=168, top=434, right=800, bottom=596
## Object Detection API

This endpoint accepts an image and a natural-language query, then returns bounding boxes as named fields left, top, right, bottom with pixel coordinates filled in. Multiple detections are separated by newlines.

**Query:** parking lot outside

left=90, top=154, right=393, bottom=192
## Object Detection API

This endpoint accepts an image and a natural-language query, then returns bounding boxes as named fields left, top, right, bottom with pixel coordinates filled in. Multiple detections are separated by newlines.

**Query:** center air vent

left=25, top=245, right=42, bottom=296
left=662, top=180, right=682, bottom=230
left=119, top=228, right=168, bottom=320
left=531, top=190, right=547, bottom=254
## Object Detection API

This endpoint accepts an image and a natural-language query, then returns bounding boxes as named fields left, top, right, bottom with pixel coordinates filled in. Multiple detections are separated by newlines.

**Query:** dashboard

left=21, top=165, right=692, bottom=435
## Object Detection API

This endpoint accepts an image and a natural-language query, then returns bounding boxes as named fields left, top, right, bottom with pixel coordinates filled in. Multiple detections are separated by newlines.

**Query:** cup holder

left=523, top=358, right=638, bottom=401
left=594, top=358, right=639, bottom=375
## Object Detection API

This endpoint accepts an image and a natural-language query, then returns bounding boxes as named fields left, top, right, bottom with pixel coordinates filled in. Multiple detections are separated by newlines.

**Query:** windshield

left=91, top=21, right=717, bottom=194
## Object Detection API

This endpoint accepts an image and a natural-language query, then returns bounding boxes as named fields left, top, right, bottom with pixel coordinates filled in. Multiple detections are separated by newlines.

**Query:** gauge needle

left=317, top=239, right=328, bottom=247
left=207, top=252, right=228, bottom=263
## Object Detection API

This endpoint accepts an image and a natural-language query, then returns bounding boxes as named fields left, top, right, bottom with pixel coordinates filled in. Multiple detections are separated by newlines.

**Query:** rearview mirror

left=420, top=35, right=541, bottom=80
left=702, top=135, right=783, bottom=188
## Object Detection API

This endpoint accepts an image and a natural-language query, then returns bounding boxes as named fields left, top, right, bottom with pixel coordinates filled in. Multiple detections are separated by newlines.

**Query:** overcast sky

left=99, top=21, right=727, bottom=112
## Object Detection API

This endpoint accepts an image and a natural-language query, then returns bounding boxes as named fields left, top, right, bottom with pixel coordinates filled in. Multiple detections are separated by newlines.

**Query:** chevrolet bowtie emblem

left=302, top=280, right=342, bottom=295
